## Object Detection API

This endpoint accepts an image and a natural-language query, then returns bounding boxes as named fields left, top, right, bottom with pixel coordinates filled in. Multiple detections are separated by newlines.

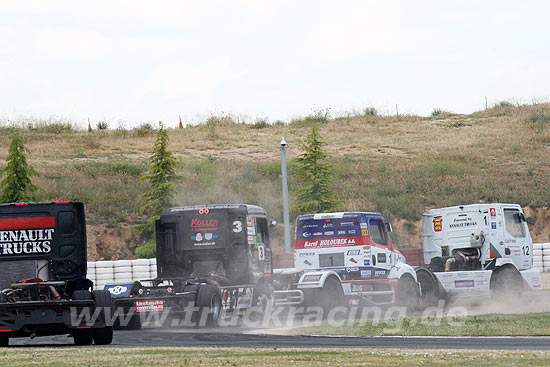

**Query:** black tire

left=396, top=275, right=420, bottom=312
left=73, top=328, right=93, bottom=346
left=249, top=283, right=275, bottom=322
left=92, top=290, right=114, bottom=345
left=72, top=290, right=92, bottom=301
left=0, top=293, right=7, bottom=303
left=315, top=277, right=345, bottom=316
left=115, top=312, right=142, bottom=330
left=0, top=333, right=8, bottom=347
left=196, top=285, right=221, bottom=328
left=491, top=266, right=523, bottom=300
left=72, top=290, right=93, bottom=345
left=416, top=270, right=438, bottom=308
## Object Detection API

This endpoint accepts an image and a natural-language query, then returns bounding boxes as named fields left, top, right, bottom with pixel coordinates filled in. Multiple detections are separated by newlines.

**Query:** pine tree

left=293, top=124, right=339, bottom=214
left=135, top=122, right=180, bottom=256
left=0, top=133, right=38, bottom=203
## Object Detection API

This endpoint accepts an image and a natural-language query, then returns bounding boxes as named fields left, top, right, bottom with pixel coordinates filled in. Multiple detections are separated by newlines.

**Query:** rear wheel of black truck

left=92, top=290, right=114, bottom=345
left=196, top=285, right=221, bottom=328
left=72, top=290, right=94, bottom=346
left=0, top=333, right=8, bottom=347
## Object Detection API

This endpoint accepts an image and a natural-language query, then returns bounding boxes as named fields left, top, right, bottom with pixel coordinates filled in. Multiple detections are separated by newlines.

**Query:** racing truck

left=0, top=201, right=113, bottom=346
left=273, top=212, right=421, bottom=311
left=107, top=204, right=281, bottom=329
left=419, top=203, right=541, bottom=302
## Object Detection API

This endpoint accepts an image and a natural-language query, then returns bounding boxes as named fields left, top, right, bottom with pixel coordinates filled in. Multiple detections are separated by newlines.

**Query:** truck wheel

left=0, top=333, right=8, bottom=347
left=416, top=270, right=438, bottom=308
left=254, top=284, right=275, bottom=313
left=317, top=277, right=345, bottom=315
left=72, top=290, right=93, bottom=345
left=92, top=290, right=114, bottom=345
left=0, top=293, right=7, bottom=303
left=249, top=284, right=275, bottom=322
left=491, top=266, right=523, bottom=300
left=396, top=275, right=419, bottom=312
left=196, top=285, right=221, bottom=328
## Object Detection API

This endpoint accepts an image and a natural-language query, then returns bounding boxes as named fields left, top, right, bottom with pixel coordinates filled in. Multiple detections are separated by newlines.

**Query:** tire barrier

left=87, top=258, right=157, bottom=290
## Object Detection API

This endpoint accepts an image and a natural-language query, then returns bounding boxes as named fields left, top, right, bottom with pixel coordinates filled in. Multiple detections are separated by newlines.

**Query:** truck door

left=502, top=207, right=530, bottom=270
left=367, top=217, right=393, bottom=277
left=251, top=216, right=272, bottom=275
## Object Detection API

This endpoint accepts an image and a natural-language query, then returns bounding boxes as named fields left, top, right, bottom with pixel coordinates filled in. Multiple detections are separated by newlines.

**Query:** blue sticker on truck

left=491, top=222, right=497, bottom=229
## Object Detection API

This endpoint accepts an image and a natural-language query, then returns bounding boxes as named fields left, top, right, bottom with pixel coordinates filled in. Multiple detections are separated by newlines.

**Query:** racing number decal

left=232, top=220, right=243, bottom=233
left=258, top=245, right=265, bottom=260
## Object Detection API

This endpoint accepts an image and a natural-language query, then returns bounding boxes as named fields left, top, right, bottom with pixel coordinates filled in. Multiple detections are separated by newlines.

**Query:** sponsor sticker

left=302, top=232, right=312, bottom=238
left=347, top=249, right=361, bottom=256
left=433, top=217, right=442, bottom=232
left=455, top=280, right=475, bottom=288
left=490, top=208, right=496, bottom=217
left=313, top=232, right=323, bottom=236
left=205, top=232, right=218, bottom=241
left=360, top=223, right=368, bottom=229
left=324, top=231, right=334, bottom=235
left=0, top=216, right=56, bottom=256
left=135, top=299, right=164, bottom=313
left=363, top=259, right=370, bottom=266
left=304, top=259, right=312, bottom=266
left=106, top=284, right=130, bottom=297
left=337, top=230, right=346, bottom=235
left=348, top=229, right=356, bottom=235
left=491, top=222, right=497, bottom=230
left=361, top=229, right=369, bottom=236
left=349, top=257, right=358, bottom=264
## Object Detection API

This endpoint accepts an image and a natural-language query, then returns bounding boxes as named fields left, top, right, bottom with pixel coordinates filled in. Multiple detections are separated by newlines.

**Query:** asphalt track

left=7, top=329, right=550, bottom=350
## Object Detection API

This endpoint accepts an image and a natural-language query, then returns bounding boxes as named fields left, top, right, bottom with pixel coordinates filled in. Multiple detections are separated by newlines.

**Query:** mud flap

left=520, top=268, right=542, bottom=291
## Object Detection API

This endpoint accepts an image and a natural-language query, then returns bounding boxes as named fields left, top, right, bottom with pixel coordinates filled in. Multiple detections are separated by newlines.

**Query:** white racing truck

left=273, top=212, right=421, bottom=311
left=419, top=203, right=542, bottom=302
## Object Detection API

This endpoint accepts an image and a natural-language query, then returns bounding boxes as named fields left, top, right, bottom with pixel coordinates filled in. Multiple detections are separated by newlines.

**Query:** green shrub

left=96, top=121, right=108, bottom=130
left=290, top=107, right=331, bottom=127
left=431, top=108, right=444, bottom=116
left=35, top=122, right=75, bottom=134
left=134, top=122, right=156, bottom=137
left=251, top=119, right=269, bottom=129
left=364, top=107, right=377, bottom=116
left=495, top=100, right=515, bottom=108
left=135, top=239, right=156, bottom=258
left=527, top=110, right=550, bottom=132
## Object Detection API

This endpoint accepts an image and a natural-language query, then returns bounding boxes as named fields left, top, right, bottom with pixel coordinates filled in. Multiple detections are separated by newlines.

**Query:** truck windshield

left=296, top=217, right=361, bottom=240
left=504, top=209, right=526, bottom=238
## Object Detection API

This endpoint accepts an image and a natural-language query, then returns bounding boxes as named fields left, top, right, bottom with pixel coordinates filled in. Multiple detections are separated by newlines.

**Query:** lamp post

left=280, top=137, right=291, bottom=253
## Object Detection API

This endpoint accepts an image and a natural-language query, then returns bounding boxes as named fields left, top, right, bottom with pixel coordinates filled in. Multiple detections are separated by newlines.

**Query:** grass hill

left=1, top=103, right=550, bottom=260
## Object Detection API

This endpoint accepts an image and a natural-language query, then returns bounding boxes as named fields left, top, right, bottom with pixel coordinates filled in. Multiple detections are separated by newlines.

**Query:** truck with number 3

left=108, top=204, right=284, bottom=328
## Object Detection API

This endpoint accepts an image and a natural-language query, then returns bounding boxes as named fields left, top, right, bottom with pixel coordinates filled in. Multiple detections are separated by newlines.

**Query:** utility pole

left=280, top=137, right=291, bottom=253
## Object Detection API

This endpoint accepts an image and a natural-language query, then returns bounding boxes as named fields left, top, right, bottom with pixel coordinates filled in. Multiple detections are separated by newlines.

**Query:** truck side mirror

left=519, top=213, right=526, bottom=223
left=386, top=223, right=393, bottom=233
left=269, top=220, right=278, bottom=228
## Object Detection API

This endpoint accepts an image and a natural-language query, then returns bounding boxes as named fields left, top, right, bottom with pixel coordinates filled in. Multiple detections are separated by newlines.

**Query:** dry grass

left=1, top=347, right=550, bottom=367
left=1, top=103, right=550, bottom=255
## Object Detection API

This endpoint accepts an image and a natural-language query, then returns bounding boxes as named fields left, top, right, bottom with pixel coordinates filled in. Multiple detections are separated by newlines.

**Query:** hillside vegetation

left=1, top=103, right=549, bottom=259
